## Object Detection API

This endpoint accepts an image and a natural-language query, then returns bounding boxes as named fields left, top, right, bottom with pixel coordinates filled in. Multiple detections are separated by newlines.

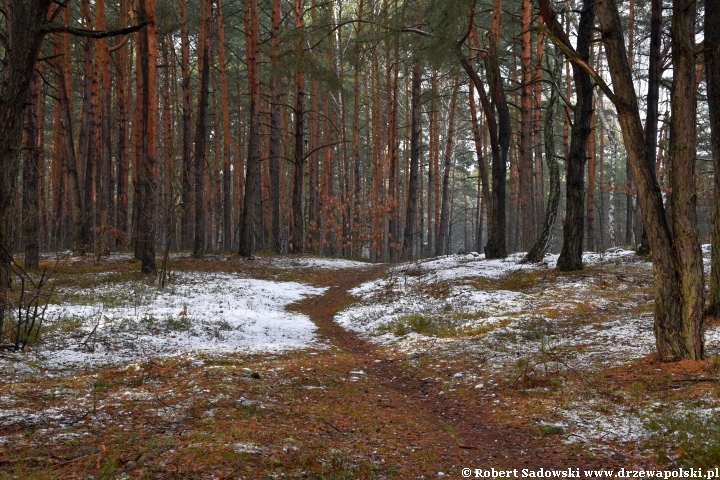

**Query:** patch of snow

left=553, top=400, right=650, bottom=450
left=234, top=442, right=263, bottom=454
left=255, top=256, right=372, bottom=270
left=1, top=272, right=326, bottom=375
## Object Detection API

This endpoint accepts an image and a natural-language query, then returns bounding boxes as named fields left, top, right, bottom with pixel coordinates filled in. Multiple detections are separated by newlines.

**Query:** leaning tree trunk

left=525, top=50, right=562, bottom=263
left=596, top=0, right=703, bottom=360
left=637, top=0, right=662, bottom=257
left=705, top=0, right=720, bottom=317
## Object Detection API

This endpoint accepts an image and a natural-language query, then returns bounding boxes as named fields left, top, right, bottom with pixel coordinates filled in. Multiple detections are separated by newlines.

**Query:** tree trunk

left=289, top=0, right=305, bottom=254
left=351, top=0, right=365, bottom=258
left=484, top=0, right=509, bottom=259
left=469, top=78, right=490, bottom=255
left=386, top=12, right=400, bottom=261
left=179, top=0, right=194, bottom=250
left=587, top=94, right=597, bottom=252
left=518, top=0, right=534, bottom=251
left=52, top=11, right=70, bottom=251
left=637, top=0, right=662, bottom=257
left=402, top=59, right=422, bottom=259
left=134, top=0, right=159, bottom=273
left=239, top=0, right=261, bottom=257
left=436, top=76, right=460, bottom=257
left=534, top=23, right=546, bottom=230
left=79, top=0, right=97, bottom=254
left=596, top=0, right=703, bottom=361
left=55, top=45, right=85, bottom=257
left=668, top=0, right=704, bottom=357
left=117, top=0, right=130, bottom=247
left=193, top=0, right=211, bottom=258
left=706, top=0, right=720, bottom=317
left=525, top=49, right=562, bottom=263
left=427, top=70, right=439, bottom=257
left=22, top=70, right=42, bottom=270
left=216, top=0, right=234, bottom=252
left=459, top=14, right=507, bottom=259
left=625, top=0, right=636, bottom=247
left=540, top=0, right=595, bottom=272
left=268, top=0, right=282, bottom=253
left=0, top=0, right=53, bottom=341
left=96, top=0, right=112, bottom=257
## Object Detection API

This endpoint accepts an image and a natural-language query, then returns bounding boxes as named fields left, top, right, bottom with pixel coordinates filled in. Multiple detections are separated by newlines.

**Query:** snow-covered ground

left=1, top=272, right=326, bottom=376
left=334, top=246, right=719, bottom=455
left=334, top=247, right=709, bottom=367
left=254, top=256, right=372, bottom=270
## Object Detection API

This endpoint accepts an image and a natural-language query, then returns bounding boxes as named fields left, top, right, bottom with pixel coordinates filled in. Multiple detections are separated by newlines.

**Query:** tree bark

left=22, top=70, right=42, bottom=270
left=79, top=0, right=97, bottom=255
left=707, top=0, right=720, bottom=317
left=193, top=0, right=211, bottom=258
left=268, top=0, right=283, bottom=253
left=518, top=0, right=534, bottom=251
left=216, top=0, right=234, bottom=252
left=525, top=49, right=562, bottom=263
left=117, top=0, right=130, bottom=247
left=134, top=0, right=159, bottom=273
left=668, top=0, right=704, bottom=357
left=289, top=0, right=305, bottom=254
left=596, top=0, right=703, bottom=360
left=436, top=76, right=460, bottom=257
left=540, top=0, right=595, bottom=272
left=469, top=78, right=490, bottom=255
left=427, top=70, right=439, bottom=257
left=239, top=0, right=261, bottom=257
left=96, top=0, right=113, bottom=257
left=403, top=58, right=422, bottom=259
left=179, top=0, right=194, bottom=250
left=0, top=0, right=53, bottom=343
left=625, top=0, right=636, bottom=247
left=484, top=0, right=509, bottom=259
left=637, top=0, right=662, bottom=257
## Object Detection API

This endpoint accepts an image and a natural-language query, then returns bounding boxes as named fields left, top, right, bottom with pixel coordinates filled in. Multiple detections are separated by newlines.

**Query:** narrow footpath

left=290, top=265, right=628, bottom=477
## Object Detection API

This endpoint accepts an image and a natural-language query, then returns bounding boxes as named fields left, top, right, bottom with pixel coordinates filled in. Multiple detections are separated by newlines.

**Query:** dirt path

left=290, top=265, right=627, bottom=476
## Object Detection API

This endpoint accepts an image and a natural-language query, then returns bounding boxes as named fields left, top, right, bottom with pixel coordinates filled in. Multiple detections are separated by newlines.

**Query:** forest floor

left=1, top=249, right=719, bottom=479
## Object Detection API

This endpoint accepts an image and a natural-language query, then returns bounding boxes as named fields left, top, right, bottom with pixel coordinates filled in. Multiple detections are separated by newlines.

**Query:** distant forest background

left=1, top=0, right=717, bottom=264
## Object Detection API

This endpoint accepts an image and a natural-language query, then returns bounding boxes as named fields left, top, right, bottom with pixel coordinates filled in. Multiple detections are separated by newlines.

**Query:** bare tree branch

left=41, top=21, right=150, bottom=39
left=537, top=22, right=618, bottom=105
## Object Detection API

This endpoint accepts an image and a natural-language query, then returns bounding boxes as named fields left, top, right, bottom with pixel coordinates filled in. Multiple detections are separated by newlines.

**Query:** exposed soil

left=289, top=264, right=629, bottom=476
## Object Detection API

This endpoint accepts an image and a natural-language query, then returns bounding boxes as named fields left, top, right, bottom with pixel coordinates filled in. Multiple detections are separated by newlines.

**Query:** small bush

left=539, top=425, right=564, bottom=435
